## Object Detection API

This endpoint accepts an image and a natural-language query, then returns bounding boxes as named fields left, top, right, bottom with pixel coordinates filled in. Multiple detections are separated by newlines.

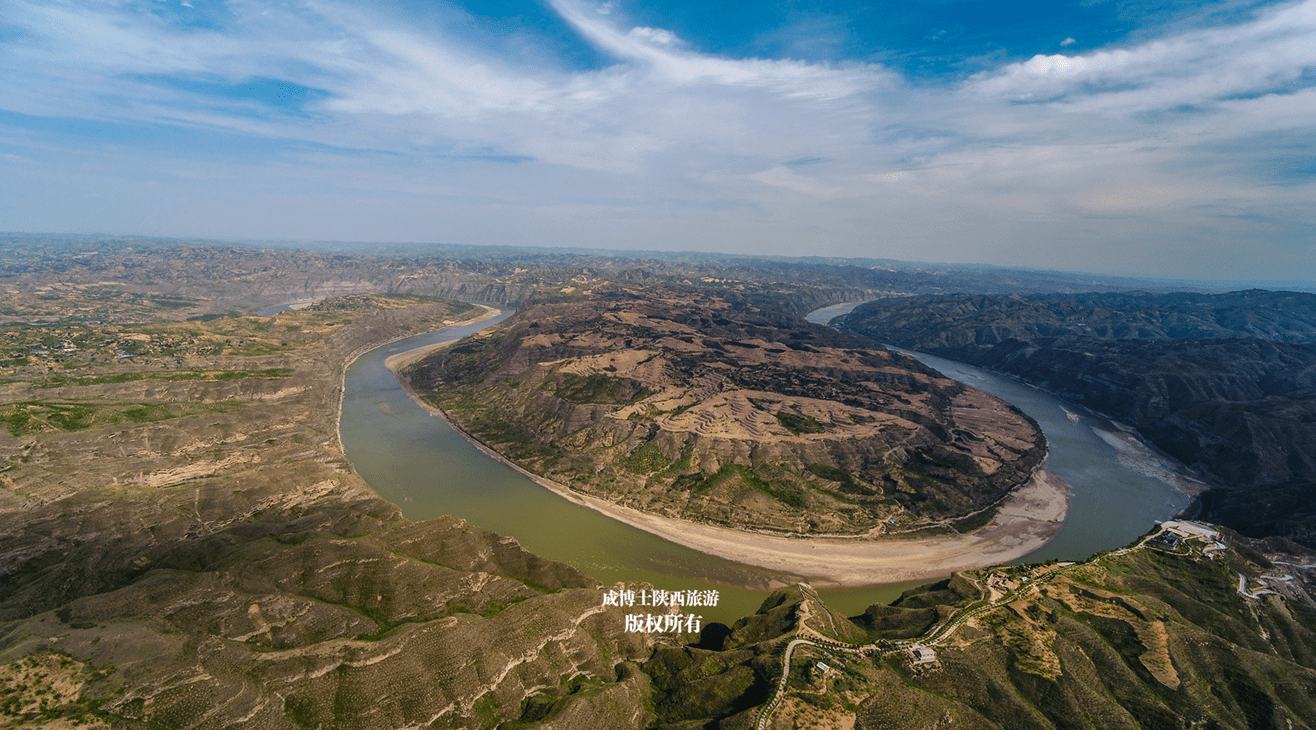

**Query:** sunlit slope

left=642, top=528, right=1316, bottom=730
left=0, top=293, right=662, bottom=729
left=407, top=287, right=1045, bottom=536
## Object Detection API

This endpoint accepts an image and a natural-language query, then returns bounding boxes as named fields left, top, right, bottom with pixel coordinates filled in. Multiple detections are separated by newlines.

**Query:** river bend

left=339, top=305, right=1190, bottom=621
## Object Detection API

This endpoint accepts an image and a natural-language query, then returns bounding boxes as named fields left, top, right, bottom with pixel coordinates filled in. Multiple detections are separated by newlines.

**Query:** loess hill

left=4, top=244, right=1316, bottom=730
left=0, top=289, right=660, bottom=730
left=638, top=528, right=1316, bottom=730
left=406, top=288, right=1045, bottom=535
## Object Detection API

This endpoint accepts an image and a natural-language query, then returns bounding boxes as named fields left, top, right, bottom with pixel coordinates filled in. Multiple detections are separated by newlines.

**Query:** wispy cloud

left=976, top=0, right=1316, bottom=111
left=0, top=0, right=1312, bottom=279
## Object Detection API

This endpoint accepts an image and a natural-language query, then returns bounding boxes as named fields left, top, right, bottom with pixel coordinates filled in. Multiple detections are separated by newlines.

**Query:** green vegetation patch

left=0, top=398, right=234, bottom=435
left=35, top=367, right=293, bottom=388
left=284, top=695, right=320, bottom=728
left=806, top=463, right=851, bottom=482
left=775, top=410, right=826, bottom=435
left=621, top=442, right=672, bottom=474
left=148, top=296, right=202, bottom=310
left=658, top=453, right=693, bottom=477
left=805, top=463, right=877, bottom=496
left=413, top=331, right=507, bottom=387
left=122, top=404, right=176, bottom=423
left=1, top=409, right=40, bottom=437
left=39, top=404, right=98, bottom=431
left=951, top=506, right=999, bottom=533
left=307, top=292, right=475, bottom=313
left=644, top=647, right=766, bottom=726
left=186, top=311, right=242, bottom=322
left=854, top=603, right=941, bottom=640
left=206, top=367, right=293, bottom=380
left=548, top=372, right=652, bottom=405
left=674, top=464, right=806, bottom=508
left=468, top=410, right=555, bottom=462
left=0, top=652, right=118, bottom=726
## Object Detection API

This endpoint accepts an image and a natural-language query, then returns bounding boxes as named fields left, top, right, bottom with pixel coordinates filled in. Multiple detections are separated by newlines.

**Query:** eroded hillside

left=640, top=525, right=1316, bottom=730
left=0, top=291, right=660, bottom=729
left=837, top=290, right=1316, bottom=547
left=407, top=288, right=1045, bottom=535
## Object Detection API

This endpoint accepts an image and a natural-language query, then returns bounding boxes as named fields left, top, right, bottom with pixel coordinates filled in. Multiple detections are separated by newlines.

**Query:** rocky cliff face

left=838, top=290, right=1316, bottom=547
left=408, top=287, right=1046, bottom=535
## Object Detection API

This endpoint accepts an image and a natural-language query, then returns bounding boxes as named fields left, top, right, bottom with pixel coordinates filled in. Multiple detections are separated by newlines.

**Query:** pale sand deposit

left=381, top=304, right=502, bottom=373
left=1090, top=424, right=1210, bottom=496
left=383, top=317, right=1071, bottom=587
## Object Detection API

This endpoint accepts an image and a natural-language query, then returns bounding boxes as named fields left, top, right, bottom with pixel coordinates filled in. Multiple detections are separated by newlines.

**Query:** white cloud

left=0, top=0, right=1312, bottom=279
left=547, top=0, right=891, bottom=94
left=628, top=27, right=680, bottom=46
left=1060, top=37, right=1076, bottom=46
left=976, top=0, right=1316, bottom=110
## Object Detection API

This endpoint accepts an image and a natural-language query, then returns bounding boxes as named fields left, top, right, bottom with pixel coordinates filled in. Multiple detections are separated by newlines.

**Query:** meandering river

left=806, top=303, right=1192, bottom=565
left=339, top=304, right=1190, bottom=624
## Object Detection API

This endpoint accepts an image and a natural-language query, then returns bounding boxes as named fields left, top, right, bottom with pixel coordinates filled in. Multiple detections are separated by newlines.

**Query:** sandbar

left=1090, top=424, right=1209, bottom=496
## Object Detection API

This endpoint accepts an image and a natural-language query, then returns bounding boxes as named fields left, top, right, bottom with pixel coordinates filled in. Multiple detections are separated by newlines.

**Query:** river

left=806, top=302, right=1191, bottom=564
left=339, top=304, right=1190, bottom=624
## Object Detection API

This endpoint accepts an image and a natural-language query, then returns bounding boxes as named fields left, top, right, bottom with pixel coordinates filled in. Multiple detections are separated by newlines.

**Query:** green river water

left=339, top=305, right=1190, bottom=625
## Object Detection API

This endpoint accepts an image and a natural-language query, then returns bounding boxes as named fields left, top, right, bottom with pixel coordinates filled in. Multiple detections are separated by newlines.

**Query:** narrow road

left=754, top=639, right=814, bottom=730
left=753, top=522, right=1231, bottom=729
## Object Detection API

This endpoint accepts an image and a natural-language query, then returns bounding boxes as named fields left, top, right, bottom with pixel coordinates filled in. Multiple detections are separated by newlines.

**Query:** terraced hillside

left=0, top=291, right=662, bottom=729
left=407, top=287, right=1046, bottom=535
left=641, top=525, right=1316, bottom=730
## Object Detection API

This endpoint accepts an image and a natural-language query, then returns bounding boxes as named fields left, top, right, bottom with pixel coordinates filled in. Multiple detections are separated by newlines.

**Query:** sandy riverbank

left=383, top=317, right=1071, bottom=587
left=380, top=304, right=502, bottom=373
left=536, top=468, right=1069, bottom=587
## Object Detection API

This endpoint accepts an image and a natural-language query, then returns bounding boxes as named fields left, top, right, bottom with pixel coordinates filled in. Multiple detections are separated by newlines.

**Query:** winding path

left=754, top=521, right=1236, bottom=729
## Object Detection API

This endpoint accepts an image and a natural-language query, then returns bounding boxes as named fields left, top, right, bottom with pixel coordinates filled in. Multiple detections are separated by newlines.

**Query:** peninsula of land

left=397, top=287, right=1067, bottom=584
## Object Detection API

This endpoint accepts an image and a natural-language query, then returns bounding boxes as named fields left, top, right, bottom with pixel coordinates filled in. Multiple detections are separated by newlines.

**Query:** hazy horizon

left=7, top=230, right=1316, bottom=293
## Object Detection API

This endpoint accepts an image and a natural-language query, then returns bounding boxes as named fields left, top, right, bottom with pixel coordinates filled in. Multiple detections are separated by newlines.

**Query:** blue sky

left=0, top=0, right=1313, bottom=280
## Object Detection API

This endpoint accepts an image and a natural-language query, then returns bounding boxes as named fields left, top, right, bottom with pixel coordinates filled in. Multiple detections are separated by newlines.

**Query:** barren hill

left=407, top=288, right=1046, bottom=535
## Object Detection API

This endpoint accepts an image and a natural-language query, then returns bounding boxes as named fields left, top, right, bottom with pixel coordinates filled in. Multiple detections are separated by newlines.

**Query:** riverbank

left=379, top=304, right=502, bottom=372
left=335, top=304, right=502, bottom=453
left=383, top=321, right=1070, bottom=587
left=528, top=467, right=1068, bottom=587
